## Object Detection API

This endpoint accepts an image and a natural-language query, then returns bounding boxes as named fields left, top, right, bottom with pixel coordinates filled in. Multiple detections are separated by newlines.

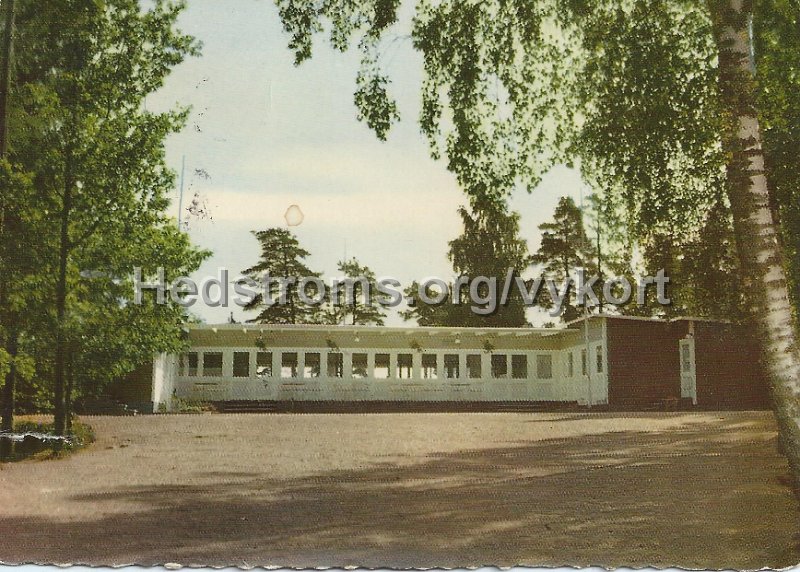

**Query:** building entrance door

left=679, top=338, right=697, bottom=405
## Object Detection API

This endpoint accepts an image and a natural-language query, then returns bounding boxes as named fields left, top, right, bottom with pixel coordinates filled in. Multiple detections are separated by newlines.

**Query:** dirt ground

left=0, top=411, right=798, bottom=569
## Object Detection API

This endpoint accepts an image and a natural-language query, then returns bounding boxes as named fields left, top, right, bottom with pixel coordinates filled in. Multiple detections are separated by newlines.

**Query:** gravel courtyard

left=1, top=411, right=798, bottom=569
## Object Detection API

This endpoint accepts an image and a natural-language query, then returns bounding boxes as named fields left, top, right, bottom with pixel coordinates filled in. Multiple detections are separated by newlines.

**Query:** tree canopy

left=1, top=0, right=209, bottom=435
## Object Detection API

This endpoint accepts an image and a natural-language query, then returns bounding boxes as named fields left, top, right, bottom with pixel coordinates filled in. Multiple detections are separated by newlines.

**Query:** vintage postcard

left=2, top=0, right=800, bottom=569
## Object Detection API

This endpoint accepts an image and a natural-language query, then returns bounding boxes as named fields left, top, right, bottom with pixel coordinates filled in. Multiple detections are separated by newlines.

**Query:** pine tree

left=243, top=228, right=324, bottom=324
left=532, top=196, right=593, bottom=321
left=325, top=257, right=387, bottom=326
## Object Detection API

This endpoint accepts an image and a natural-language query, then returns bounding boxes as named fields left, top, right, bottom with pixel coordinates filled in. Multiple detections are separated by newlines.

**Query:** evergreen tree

left=403, top=198, right=531, bottom=327
left=243, top=228, right=324, bottom=324
left=682, top=193, right=744, bottom=320
left=532, top=196, right=593, bottom=321
left=400, top=280, right=459, bottom=326
left=325, top=257, right=387, bottom=326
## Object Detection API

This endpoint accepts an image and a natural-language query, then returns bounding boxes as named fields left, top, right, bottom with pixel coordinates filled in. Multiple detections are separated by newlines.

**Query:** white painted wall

left=151, top=353, right=177, bottom=412
left=169, top=344, right=607, bottom=404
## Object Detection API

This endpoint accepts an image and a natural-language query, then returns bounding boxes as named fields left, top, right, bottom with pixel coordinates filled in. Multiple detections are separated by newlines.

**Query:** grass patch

left=158, top=396, right=213, bottom=414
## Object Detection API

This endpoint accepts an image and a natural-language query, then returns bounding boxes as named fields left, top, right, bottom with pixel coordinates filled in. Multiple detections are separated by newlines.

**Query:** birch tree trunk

left=712, top=0, right=800, bottom=487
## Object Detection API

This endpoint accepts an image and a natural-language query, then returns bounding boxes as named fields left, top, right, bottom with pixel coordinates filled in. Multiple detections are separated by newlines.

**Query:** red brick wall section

left=693, top=322, right=770, bottom=410
left=606, top=319, right=682, bottom=408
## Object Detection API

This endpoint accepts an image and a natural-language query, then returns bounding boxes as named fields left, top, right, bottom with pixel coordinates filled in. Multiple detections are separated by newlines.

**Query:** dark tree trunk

left=0, top=0, right=16, bottom=157
left=65, top=349, right=74, bottom=434
left=1, top=328, right=17, bottom=432
left=53, top=145, right=74, bottom=436
left=0, top=0, right=17, bottom=435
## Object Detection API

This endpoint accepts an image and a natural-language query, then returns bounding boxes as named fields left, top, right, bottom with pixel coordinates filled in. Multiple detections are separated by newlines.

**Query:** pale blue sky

left=147, top=0, right=589, bottom=325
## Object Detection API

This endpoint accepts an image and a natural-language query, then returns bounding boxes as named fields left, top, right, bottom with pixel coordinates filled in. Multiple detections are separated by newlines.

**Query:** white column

left=220, top=351, right=228, bottom=378
left=272, top=351, right=280, bottom=379
left=481, top=353, right=490, bottom=380
left=344, top=352, right=353, bottom=380
left=320, top=350, right=329, bottom=380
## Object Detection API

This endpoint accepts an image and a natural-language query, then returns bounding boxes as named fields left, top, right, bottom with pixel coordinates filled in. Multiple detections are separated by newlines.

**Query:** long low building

left=111, top=315, right=771, bottom=412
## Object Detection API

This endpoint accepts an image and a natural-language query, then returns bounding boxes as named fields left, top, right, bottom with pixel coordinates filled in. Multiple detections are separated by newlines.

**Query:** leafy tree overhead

left=753, top=0, right=800, bottom=313
left=0, top=163, right=41, bottom=433
left=0, top=0, right=209, bottom=435
left=243, top=228, right=324, bottom=325
left=272, top=0, right=800, bottom=487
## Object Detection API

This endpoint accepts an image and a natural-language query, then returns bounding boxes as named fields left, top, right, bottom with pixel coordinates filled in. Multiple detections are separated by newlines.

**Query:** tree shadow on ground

left=1, top=415, right=798, bottom=569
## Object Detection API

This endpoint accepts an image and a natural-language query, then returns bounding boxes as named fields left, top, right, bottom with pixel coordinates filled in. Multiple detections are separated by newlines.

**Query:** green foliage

left=532, top=196, right=592, bottom=321
left=325, top=257, right=387, bottom=325
left=754, top=0, right=800, bottom=319
left=163, top=396, right=206, bottom=414
left=272, top=0, right=800, bottom=324
left=402, top=197, right=531, bottom=327
left=0, top=0, right=209, bottom=426
left=276, top=0, right=576, bottom=199
left=243, top=228, right=324, bottom=324
left=448, top=198, right=530, bottom=327
left=570, top=1, right=724, bottom=239
left=1, top=419, right=95, bottom=462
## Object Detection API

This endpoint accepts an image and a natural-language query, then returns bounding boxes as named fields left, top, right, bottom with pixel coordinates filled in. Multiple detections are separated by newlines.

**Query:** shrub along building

left=110, top=315, right=770, bottom=413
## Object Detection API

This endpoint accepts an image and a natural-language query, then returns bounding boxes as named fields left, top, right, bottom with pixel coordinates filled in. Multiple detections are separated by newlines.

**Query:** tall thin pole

left=0, top=0, right=17, bottom=157
left=176, top=154, right=186, bottom=229
left=579, top=187, right=593, bottom=408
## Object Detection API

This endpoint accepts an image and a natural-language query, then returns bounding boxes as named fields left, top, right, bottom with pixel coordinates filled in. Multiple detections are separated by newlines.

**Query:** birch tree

left=271, top=0, right=800, bottom=485
left=709, top=0, right=800, bottom=481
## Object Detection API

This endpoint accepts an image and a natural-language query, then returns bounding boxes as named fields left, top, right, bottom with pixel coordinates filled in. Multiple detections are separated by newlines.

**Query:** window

left=491, top=354, right=508, bottom=378
left=596, top=345, right=604, bottom=373
left=374, top=353, right=390, bottom=379
left=256, top=352, right=272, bottom=379
left=512, top=355, right=528, bottom=379
left=184, top=352, right=199, bottom=377
left=581, top=349, right=587, bottom=376
left=203, top=352, right=223, bottom=377
left=568, top=352, right=574, bottom=377
left=304, top=352, right=321, bottom=378
left=467, top=354, right=482, bottom=379
left=352, top=353, right=368, bottom=378
left=327, top=353, right=343, bottom=378
left=444, top=354, right=460, bottom=379
left=281, top=352, right=298, bottom=378
left=536, top=354, right=553, bottom=379
left=397, top=353, right=413, bottom=379
left=233, top=351, right=250, bottom=378
left=421, top=354, right=438, bottom=379
left=681, top=344, right=692, bottom=372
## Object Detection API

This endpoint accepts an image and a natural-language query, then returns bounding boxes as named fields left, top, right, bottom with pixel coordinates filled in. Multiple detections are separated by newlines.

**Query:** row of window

left=566, top=346, right=604, bottom=377
left=179, top=350, right=579, bottom=381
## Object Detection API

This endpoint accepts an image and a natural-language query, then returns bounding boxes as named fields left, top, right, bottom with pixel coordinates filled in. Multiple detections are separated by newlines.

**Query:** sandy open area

left=0, top=411, right=798, bottom=569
